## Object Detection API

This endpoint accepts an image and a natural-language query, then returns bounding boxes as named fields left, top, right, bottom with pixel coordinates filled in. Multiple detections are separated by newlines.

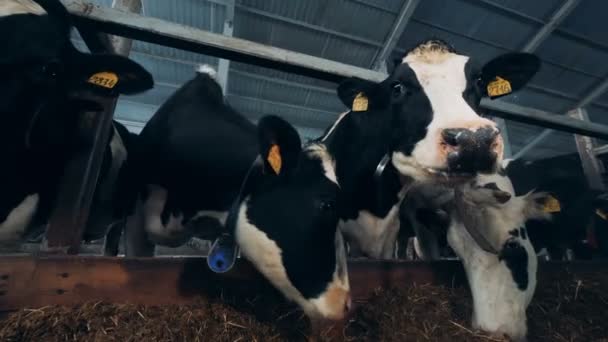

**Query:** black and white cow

left=504, top=153, right=608, bottom=260
left=0, top=0, right=153, bottom=245
left=324, top=39, right=540, bottom=258
left=122, top=65, right=350, bottom=321
left=400, top=167, right=551, bottom=341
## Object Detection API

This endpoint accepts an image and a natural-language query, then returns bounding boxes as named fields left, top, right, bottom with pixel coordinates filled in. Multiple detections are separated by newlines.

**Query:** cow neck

left=321, top=110, right=402, bottom=217
left=207, top=156, right=261, bottom=273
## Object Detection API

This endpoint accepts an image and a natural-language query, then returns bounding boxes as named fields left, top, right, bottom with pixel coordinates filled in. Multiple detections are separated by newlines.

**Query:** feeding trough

left=1, top=256, right=607, bottom=341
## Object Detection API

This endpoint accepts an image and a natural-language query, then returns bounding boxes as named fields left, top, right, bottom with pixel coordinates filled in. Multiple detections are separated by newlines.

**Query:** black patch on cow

left=508, top=229, right=520, bottom=238
left=499, top=238, right=528, bottom=291
left=328, top=62, right=432, bottom=221
left=462, top=58, right=483, bottom=111
left=520, top=227, right=527, bottom=240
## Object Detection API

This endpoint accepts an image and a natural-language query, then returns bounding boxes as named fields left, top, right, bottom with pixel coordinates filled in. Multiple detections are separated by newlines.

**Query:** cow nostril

left=506, top=241, right=519, bottom=250
left=442, top=128, right=464, bottom=146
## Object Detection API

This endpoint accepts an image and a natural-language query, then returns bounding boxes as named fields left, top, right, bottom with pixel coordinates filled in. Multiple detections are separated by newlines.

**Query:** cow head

left=234, top=115, right=350, bottom=321
left=448, top=171, right=551, bottom=341
left=1, top=0, right=153, bottom=149
left=337, top=39, right=539, bottom=182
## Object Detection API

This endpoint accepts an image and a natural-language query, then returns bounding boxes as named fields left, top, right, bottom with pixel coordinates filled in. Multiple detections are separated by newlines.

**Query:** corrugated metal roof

left=75, top=0, right=608, bottom=158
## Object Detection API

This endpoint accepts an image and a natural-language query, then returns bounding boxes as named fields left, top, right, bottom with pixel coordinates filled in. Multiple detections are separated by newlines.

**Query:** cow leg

left=124, top=197, right=155, bottom=257
left=0, top=194, right=39, bottom=245
left=103, top=220, right=124, bottom=256
left=140, top=184, right=193, bottom=247
left=404, top=208, right=441, bottom=260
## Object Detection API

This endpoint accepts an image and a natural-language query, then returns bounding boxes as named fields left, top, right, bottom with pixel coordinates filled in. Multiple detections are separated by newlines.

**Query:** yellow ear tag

left=267, top=144, right=282, bottom=175
left=487, top=76, right=512, bottom=97
left=87, top=71, right=118, bottom=89
left=543, top=195, right=561, bottom=213
left=352, top=92, right=369, bottom=112
left=596, top=208, right=607, bottom=220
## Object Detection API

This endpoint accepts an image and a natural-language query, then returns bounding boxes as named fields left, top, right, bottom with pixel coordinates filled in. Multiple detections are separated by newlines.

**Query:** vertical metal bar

left=217, top=0, right=234, bottom=92
left=43, top=0, right=142, bottom=254
left=569, top=108, right=605, bottom=191
left=494, top=117, right=512, bottom=158
left=370, top=0, right=420, bottom=70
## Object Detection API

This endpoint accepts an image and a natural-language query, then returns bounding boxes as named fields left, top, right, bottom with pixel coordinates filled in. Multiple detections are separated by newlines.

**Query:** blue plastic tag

left=207, top=234, right=239, bottom=273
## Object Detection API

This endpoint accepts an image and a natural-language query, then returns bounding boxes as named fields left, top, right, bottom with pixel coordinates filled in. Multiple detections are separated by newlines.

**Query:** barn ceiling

left=70, top=0, right=608, bottom=161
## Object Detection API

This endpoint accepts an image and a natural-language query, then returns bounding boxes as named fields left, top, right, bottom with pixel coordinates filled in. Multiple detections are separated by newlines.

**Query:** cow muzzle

left=441, top=125, right=503, bottom=174
left=309, top=286, right=352, bottom=321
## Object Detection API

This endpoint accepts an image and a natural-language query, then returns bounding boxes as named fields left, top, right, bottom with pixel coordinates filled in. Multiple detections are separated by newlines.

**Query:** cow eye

left=392, top=82, right=405, bottom=94
left=319, top=199, right=336, bottom=211
left=42, top=61, right=62, bottom=79
left=391, top=81, right=410, bottom=100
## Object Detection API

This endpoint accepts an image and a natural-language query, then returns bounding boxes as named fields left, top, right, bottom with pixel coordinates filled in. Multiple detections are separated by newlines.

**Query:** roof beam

left=370, top=0, right=420, bottom=71
left=61, top=0, right=608, bottom=139
left=62, top=0, right=385, bottom=83
left=521, top=0, right=581, bottom=52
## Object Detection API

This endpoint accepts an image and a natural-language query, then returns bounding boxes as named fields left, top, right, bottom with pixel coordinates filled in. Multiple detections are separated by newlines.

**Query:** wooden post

left=42, top=1, right=142, bottom=254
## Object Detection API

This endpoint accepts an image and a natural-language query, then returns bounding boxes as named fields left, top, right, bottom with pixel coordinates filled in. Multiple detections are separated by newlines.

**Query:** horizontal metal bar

left=63, top=1, right=608, bottom=139
left=481, top=99, right=608, bottom=140
left=62, top=0, right=386, bottom=84
left=594, top=144, right=608, bottom=155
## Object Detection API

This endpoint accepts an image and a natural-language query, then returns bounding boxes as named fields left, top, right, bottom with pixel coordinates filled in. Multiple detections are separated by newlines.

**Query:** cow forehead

left=0, top=0, right=46, bottom=17
left=402, top=53, right=470, bottom=92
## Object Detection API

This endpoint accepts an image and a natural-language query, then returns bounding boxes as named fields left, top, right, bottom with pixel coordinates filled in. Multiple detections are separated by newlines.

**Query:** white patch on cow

left=189, top=210, right=228, bottom=225
left=235, top=198, right=350, bottom=320
left=139, top=185, right=189, bottom=246
left=0, top=0, right=46, bottom=17
left=196, top=64, right=217, bottom=80
left=448, top=220, right=536, bottom=341
left=341, top=186, right=408, bottom=259
left=393, top=47, right=499, bottom=178
left=501, top=158, right=515, bottom=169
left=321, top=111, right=349, bottom=142
left=0, top=193, right=39, bottom=243
left=304, top=144, right=338, bottom=186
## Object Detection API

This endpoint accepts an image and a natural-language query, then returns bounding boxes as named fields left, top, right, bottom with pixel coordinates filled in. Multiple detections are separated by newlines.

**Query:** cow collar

left=373, top=153, right=391, bottom=182
left=207, top=156, right=261, bottom=273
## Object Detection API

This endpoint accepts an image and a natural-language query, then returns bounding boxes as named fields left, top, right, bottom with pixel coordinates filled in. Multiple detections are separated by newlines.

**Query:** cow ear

left=337, top=77, right=380, bottom=112
left=480, top=53, right=540, bottom=100
left=523, top=191, right=555, bottom=221
left=257, top=115, right=302, bottom=177
left=72, top=53, right=154, bottom=95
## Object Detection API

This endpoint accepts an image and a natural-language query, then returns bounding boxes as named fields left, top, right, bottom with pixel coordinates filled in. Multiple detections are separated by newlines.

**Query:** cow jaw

left=235, top=201, right=350, bottom=321
left=392, top=151, right=476, bottom=184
